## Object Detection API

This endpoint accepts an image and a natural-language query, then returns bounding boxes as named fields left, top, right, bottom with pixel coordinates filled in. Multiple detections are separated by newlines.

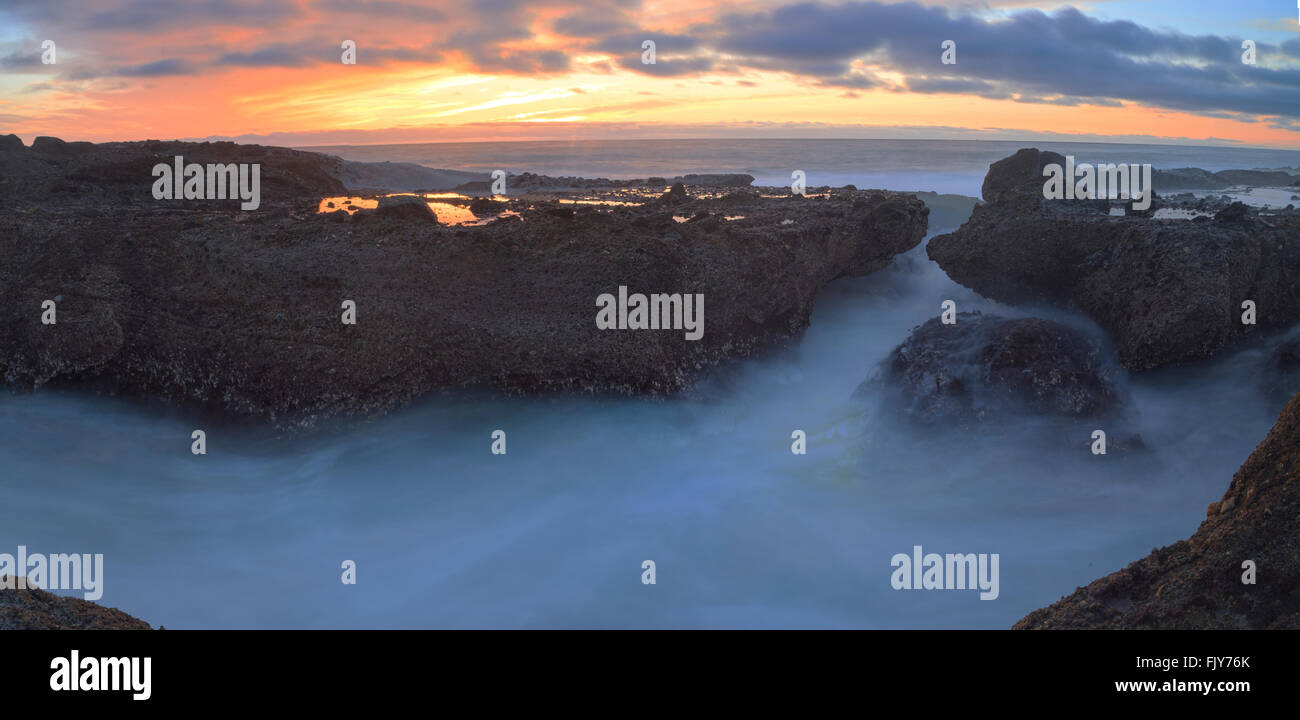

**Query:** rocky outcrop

left=0, top=137, right=347, bottom=207
left=1016, top=387, right=1300, bottom=629
left=1153, top=167, right=1298, bottom=191
left=0, top=578, right=151, bottom=630
left=928, top=148, right=1300, bottom=371
left=0, top=138, right=928, bottom=427
left=872, top=313, right=1118, bottom=423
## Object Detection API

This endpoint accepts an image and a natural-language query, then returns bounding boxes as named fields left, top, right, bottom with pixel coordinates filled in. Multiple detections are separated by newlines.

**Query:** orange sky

left=3, top=0, right=1300, bottom=148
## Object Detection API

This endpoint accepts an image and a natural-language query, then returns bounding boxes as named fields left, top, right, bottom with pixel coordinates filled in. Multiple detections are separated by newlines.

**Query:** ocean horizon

left=300, top=137, right=1300, bottom=197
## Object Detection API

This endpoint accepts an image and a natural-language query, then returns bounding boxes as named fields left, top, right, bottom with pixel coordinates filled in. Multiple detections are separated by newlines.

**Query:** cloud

left=698, top=2, right=1300, bottom=120
left=4, top=0, right=1300, bottom=126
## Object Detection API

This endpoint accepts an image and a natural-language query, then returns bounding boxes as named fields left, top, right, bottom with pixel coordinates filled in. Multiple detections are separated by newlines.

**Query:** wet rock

left=929, top=149, right=1300, bottom=371
left=468, top=196, right=504, bottom=214
left=1016, top=386, right=1300, bottom=629
left=659, top=182, right=689, bottom=204
left=875, top=313, right=1118, bottom=423
left=371, top=194, right=436, bottom=221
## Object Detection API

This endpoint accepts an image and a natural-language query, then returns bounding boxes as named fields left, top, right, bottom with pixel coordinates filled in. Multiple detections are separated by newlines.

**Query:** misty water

left=1, top=223, right=1284, bottom=628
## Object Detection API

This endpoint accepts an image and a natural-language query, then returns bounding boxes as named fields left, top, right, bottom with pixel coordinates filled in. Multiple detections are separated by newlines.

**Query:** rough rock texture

left=929, top=148, right=1300, bottom=371
left=0, top=578, right=151, bottom=630
left=0, top=138, right=928, bottom=427
left=875, top=312, right=1118, bottom=423
left=1016, top=387, right=1300, bottom=629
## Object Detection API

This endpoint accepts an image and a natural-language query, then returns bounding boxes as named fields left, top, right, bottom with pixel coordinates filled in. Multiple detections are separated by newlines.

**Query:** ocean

left=304, top=137, right=1300, bottom=197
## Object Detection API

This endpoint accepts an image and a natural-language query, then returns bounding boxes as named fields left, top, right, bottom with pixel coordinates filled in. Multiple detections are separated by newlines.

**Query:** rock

left=1215, top=169, right=1297, bottom=187
left=979, top=147, right=1065, bottom=204
left=1015, top=386, right=1300, bottom=629
left=1214, top=201, right=1249, bottom=222
left=874, top=313, right=1118, bottom=423
left=0, top=577, right=151, bottom=629
left=1154, top=168, right=1298, bottom=191
left=928, top=149, right=1300, bottom=371
left=30, top=135, right=69, bottom=154
left=371, top=193, right=436, bottom=221
left=468, top=196, right=503, bottom=214
left=1153, top=167, right=1228, bottom=191
left=659, top=182, right=689, bottom=204
left=0, top=138, right=348, bottom=206
left=0, top=142, right=929, bottom=428
left=0, top=134, right=24, bottom=152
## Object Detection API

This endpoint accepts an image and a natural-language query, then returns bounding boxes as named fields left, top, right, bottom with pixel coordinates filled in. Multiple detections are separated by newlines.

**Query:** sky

left=2, top=0, right=1300, bottom=148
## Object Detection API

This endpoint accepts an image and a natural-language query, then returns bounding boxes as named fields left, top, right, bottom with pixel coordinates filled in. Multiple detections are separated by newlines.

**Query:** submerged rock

left=1016, top=386, right=1300, bottom=629
left=874, top=313, right=1119, bottom=423
left=928, top=148, right=1300, bottom=371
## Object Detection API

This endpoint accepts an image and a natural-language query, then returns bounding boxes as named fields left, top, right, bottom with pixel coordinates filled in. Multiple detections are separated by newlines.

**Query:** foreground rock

left=0, top=578, right=150, bottom=630
left=873, top=313, right=1118, bottom=423
left=1016, top=387, right=1300, bottom=629
left=0, top=137, right=928, bottom=427
left=929, top=148, right=1300, bottom=371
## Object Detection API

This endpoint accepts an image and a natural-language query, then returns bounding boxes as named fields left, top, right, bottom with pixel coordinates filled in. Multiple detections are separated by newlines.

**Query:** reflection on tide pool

left=317, top=193, right=496, bottom=225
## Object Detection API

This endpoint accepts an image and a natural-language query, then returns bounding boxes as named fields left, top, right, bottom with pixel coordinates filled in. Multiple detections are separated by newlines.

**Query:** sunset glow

left=3, top=0, right=1300, bottom=147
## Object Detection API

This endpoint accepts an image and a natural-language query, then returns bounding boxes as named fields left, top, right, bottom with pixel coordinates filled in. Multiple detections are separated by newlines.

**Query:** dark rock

left=980, top=147, right=1065, bottom=204
left=0, top=134, right=24, bottom=152
left=0, top=577, right=151, bottom=629
left=370, top=194, right=436, bottom=221
left=1016, top=387, right=1300, bottom=629
left=0, top=138, right=347, bottom=206
left=468, top=196, right=503, bottom=214
left=875, top=313, right=1118, bottom=423
left=659, top=182, right=689, bottom=204
left=0, top=143, right=929, bottom=427
left=1154, top=167, right=1298, bottom=191
left=1215, top=169, right=1297, bottom=187
left=929, top=149, right=1300, bottom=371
left=1214, top=201, right=1249, bottom=222
left=30, top=136, right=68, bottom=154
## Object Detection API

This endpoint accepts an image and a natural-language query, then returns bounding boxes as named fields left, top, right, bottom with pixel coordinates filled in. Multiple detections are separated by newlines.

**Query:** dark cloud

left=63, top=57, right=197, bottom=79
left=700, top=2, right=1300, bottom=120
